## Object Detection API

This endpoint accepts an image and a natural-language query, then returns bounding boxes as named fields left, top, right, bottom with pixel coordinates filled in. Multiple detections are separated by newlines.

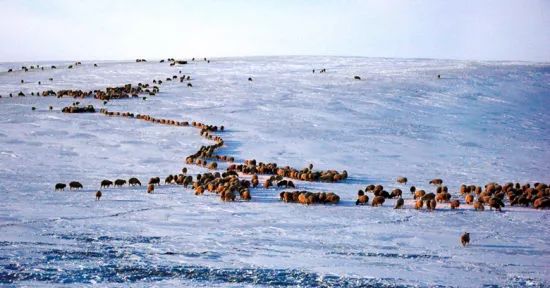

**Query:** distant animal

left=461, top=232, right=470, bottom=246
left=354, top=76, right=361, bottom=80
left=100, top=179, right=113, bottom=188
left=396, top=176, right=407, bottom=184
left=465, top=194, right=474, bottom=204
left=147, top=184, right=155, bottom=193
left=356, top=194, right=369, bottom=205
left=394, top=197, right=404, bottom=209
left=55, top=183, right=66, bottom=191
left=429, top=178, right=443, bottom=185
left=450, top=200, right=460, bottom=209
left=95, top=190, right=102, bottom=200
left=149, top=177, right=160, bottom=186
left=410, top=186, right=416, bottom=194
left=129, top=177, right=141, bottom=186
left=415, top=199, right=423, bottom=209
left=248, top=77, right=253, bottom=81
left=187, top=83, right=192, bottom=87
left=114, top=179, right=126, bottom=187
left=69, top=181, right=83, bottom=190
left=428, top=199, right=437, bottom=210
left=372, top=196, right=385, bottom=207
left=437, top=74, right=441, bottom=79
left=473, top=201, right=484, bottom=211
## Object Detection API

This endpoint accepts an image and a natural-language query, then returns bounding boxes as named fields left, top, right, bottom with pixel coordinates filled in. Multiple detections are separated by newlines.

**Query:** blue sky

left=1, top=0, right=548, bottom=62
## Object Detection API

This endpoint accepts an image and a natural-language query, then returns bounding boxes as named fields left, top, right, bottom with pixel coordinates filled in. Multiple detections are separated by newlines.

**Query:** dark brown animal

left=101, top=180, right=113, bottom=188
left=55, top=183, right=66, bottom=191
left=69, top=181, right=83, bottom=190
left=95, top=190, right=102, bottom=200
left=114, top=179, right=126, bottom=187
left=129, top=177, right=141, bottom=186
left=461, top=232, right=470, bottom=246
left=474, top=201, right=484, bottom=211
left=394, top=197, right=404, bottom=209
left=428, top=199, right=437, bottom=211
left=149, top=177, right=160, bottom=186
left=450, top=200, right=460, bottom=209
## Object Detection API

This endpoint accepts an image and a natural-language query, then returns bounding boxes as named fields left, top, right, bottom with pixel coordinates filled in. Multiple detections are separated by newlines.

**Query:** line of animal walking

left=55, top=107, right=550, bottom=210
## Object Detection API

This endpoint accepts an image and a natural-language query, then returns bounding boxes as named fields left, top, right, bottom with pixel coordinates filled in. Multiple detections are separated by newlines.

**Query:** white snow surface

left=0, top=56, right=548, bottom=287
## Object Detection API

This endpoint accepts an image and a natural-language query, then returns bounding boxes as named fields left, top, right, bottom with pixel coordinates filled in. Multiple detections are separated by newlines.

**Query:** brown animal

left=429, top=178, right=443, bottom=185
left=147, top=184, right=155, bottom=193
left=534, top=197, right=550, bottom=209
left=101, top=180, right=113, bottom=188
left=372, top=196, right=385, bottom=207
left=149, top=177, right=160, bottom=186
left=415, top=199, right=423, bottom=209
left=465, top=193, right=474, bottom=204
left=421, top=192, right=435, bottom=202
left=165, top=175, right=174, bottom=184
left=95, top=190, right=102, bottom=200
left=55, top=183, right=66, bottom=191
left=129, top=177, right=141, bottom=186
left=414, top=189, right=426, bottom=199
left=114, top=179, right=126, bottom=187
left=435, top=192, right=451, bottom=203
left=394, top=197, right=404, bottom=209
left=450, top=200, right=460, bottom=209
left=390, top=188, right=402, bottom=198
left=240, top=190, right=251, bottom=201
left=428, top=199, right=437, bottom=211
left=473, top=201, right=484, bottom=211
left=263, top=179, right=272, bottom=189
left=69, top=181, right=83, bottom=190
left=488, top=197, right=504, bottom=211
left=461, top=232, right=470, bottom=247
left=356, top=195, right=369, bottom=205
left=396, top=176, right=407, bottom=185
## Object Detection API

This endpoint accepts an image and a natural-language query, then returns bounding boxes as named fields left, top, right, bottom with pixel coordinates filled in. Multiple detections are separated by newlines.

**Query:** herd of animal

left=2, top=59, right=548, bottom=212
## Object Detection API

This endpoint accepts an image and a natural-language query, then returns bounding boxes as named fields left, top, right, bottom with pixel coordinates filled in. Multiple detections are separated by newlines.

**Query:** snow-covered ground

left=0, top=56, right=548, bottom=287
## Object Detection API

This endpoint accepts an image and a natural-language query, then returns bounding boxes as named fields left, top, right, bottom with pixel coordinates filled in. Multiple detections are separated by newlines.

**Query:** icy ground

left=0, top=56, right=548, bottom=287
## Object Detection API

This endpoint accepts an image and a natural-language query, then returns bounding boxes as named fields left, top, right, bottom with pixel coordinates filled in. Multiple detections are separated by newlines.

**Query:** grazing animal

left=356, top=194, right=369, bottom=205
left=429, top=178, right=443, bottom=185
left=372, top=196, right=385, bottom=207
left=100, top=180, right=113, bottom=188
left=414, top=189, right=426, bottom=199
left=354, top=76, right=361, bottom=80
left=450, top=200, right=460, bottom=209
left=129, top=177, right=141, bottom=186
left=55, top=183, right=66, bottom=191
left=149, top=177, right=160, bottom=186
left=114, top=179, right=126, bottom=187
left=415, top=199, right=423, bottom=209
left=240, top=190, right=251, bottom=201
left=69, top=181, right=83, bottom=190
left=421, top=192, right=435, bottom=202
left=396, top=176, right=407, bottom=184
left=390, top=188, right=402, bottom=198
left=394, top=197, right=404, bottom=209
left=488, top=197, right=504, bottom=212
left=95, top=190, right=102, bottom=200
left=473, top=201, right=484, bottom=211
left=461, top=232, right=470, bottom=246
left=428, top=199, right=437, bottom=211
left=465, top=193, right=474, bottom=204
left=147, top=184, right=155, bottom=193
left=534, top=197, right=550, bottom=209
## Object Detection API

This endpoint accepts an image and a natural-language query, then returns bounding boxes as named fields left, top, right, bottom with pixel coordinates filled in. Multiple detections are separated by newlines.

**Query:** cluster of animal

left=61, top=104, right=96, bottom=113
left=54, top=181, right=83, bottom=190
left=99, top=178, right=142, bottom=188
left=189, top=172, right=252, bottom=201
left=459, top=182, right=550, bottom=210
left=227, top=162, right=348, bottom=183
left=279, top=191, right=340, bottom=205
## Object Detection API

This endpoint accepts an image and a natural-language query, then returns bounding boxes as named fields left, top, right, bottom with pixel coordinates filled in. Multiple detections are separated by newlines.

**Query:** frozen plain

left=0, top=56, right=549, bottom=287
